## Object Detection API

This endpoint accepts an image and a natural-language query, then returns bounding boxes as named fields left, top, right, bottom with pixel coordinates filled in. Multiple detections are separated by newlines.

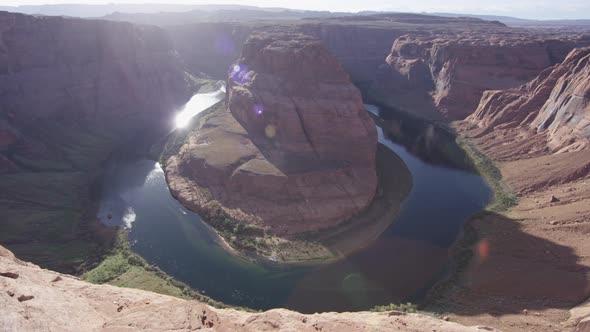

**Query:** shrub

left=371, top=302, right=418, bottom=313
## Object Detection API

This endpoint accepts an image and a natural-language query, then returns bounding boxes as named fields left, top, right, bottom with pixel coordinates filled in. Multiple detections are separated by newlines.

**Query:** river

left=97, top=89, right=491, bottom=313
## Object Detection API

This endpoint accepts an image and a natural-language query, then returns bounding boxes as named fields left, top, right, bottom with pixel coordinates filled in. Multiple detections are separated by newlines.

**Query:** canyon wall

left=0, top=11, right=192, bottom=271
left=166, top=22, right=252, bottom=79
left=155, top=15, right=590, bottom=124
left=165, top=32, right=378, bottom=236
left=445, top=47, right=590, bottom=332
left=375, top=32, right=590, bottom=120
left=102, top=13, right=588, bottom=124
left=298, top=14, right=509, bottom=87
left=0, top=11, right=191, bottom=173
left=157, top=14, right=510, bottom=85
left=466, top=47, right=590, bottom=157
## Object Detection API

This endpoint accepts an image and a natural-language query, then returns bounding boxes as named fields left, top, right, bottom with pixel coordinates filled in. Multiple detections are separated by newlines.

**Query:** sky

left=3, top=0, right=590, bottom=20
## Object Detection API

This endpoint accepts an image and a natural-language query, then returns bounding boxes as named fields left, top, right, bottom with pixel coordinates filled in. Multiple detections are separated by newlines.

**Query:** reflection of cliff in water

left=367, top=104, right=475, bottom=173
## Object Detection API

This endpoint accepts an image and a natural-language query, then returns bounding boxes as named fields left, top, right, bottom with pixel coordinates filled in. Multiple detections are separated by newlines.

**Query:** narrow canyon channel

left=97, top=89, right=492, bottom=313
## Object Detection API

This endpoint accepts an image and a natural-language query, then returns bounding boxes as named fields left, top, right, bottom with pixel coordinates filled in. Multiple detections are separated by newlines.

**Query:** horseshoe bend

left=162, top=33, right=412, bottom=262
left=1, top=5, right=590, bottom=332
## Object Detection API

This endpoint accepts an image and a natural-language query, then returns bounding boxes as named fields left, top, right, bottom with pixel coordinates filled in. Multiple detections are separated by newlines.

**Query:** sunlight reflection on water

left=144, top=162, right=164, bottom=186
left=175, top=82, right=226, bottom=128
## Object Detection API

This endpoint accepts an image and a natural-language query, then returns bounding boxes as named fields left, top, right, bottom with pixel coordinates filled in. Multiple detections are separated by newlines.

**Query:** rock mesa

left=165, top=33, right=377, bottom=235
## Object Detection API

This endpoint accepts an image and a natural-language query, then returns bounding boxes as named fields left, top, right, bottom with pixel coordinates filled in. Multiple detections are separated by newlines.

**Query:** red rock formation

left=377, top=32, right=590, bottom=120
left=448, top=47, right=590, bottom=332
left=467, top=47, right=590, bottom=155
left=166, top=33, right=377, bottom=236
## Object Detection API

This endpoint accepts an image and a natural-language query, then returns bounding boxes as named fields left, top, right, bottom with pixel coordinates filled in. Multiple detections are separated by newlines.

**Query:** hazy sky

left=3, top=0, right=590, bottom=20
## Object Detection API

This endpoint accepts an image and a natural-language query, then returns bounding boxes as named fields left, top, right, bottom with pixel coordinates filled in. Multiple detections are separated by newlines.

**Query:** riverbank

left=423, top=130, right=517, bottom=311
left=424, top=123, right=590, bottom=332
left=82, top=230, right=255, bottom=311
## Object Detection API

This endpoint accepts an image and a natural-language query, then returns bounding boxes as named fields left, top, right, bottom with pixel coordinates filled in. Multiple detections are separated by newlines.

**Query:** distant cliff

left=138, top=14, right=512, bottom=85
left=466, top=47, right=590, bottom=155
left=374, top=32, right=590, bottom=120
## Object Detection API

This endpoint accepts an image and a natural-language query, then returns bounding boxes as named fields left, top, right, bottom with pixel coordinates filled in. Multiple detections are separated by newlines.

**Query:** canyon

left=0, top=6, right=590, bottom=332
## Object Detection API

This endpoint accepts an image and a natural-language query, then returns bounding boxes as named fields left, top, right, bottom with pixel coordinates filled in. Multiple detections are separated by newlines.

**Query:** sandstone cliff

left=0, top=244, right=500, bottom=331
left=375, top=32, right=590, bottom=120
left=0, top=11, right=191, bottom=171
left=165, top=32, right=377, bottom=238
left=121, top=14, right=512, bottom=85
left=467, top=47, right=590, bottom=157
left=0, top=11, right=192, bottom=271
left=442, top=47, right=590, bottom=332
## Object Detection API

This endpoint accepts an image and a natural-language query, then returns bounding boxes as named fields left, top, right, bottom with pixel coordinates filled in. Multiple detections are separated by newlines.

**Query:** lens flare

left=254, top=104, right=264, bottom=115
left=230, top=64, right=251, bottom=84
left=265, top=124, right=276, bottom=138
left=477, top=239, right=490, bottom=261
left=214, top=34, right=235, bottom=56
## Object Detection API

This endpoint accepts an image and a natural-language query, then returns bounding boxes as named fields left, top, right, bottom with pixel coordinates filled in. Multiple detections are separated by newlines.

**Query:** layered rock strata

left=165, top=33, right=377, bottom=236
left=442, top=47, right=590, bottom=332
left=376, top=32, right=590, bottom=119
left=467, top=47, right=590, bottom=154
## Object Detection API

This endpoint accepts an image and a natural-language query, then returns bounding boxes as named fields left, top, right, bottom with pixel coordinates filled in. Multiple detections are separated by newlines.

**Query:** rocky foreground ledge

left=0, top=244, right=501, bottom=331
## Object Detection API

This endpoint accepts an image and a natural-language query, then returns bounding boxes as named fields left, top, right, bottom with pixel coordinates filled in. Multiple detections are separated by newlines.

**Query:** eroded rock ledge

left=165, top=33, right=378, bottom=239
